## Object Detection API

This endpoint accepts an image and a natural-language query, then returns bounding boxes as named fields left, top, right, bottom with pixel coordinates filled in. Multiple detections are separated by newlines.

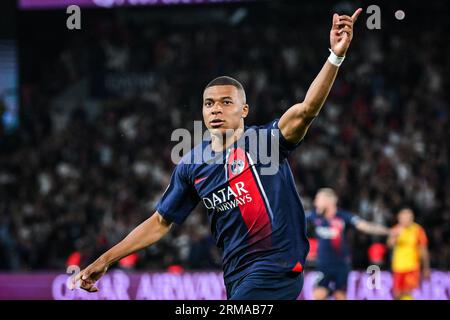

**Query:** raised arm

left=72, top=211, right=172, bottom=292
left=279, top=8, right=362, bottom=144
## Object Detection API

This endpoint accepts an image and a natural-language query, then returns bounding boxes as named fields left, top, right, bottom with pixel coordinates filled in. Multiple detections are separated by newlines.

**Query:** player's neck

left=401, top=222, right=414, bottom=228
left=324, top=207, right=337, bottom=219
left=210, top=126, right=245, bottom=152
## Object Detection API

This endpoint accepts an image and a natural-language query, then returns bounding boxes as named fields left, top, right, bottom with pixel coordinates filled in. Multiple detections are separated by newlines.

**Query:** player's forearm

left=302, top=60, right=339, bottom=117
left=357, top=221, right=389, bottom=236
left=278, top=60, right=340, bottom=143
left=421, top=247, right=430, bottom=270
left=97, top=212, right=172, bottom=267
left=369, top=225, right=390, bottom=236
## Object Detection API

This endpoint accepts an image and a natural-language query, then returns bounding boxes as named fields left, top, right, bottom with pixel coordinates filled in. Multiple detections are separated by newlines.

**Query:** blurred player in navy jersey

left=307, top=188, right=390, bottom=300
left=73, top=9, right=363, bottom=299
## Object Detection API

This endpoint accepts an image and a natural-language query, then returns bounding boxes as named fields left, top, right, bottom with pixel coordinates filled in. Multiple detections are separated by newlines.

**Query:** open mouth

left=209, top=119, right=225, bottom=128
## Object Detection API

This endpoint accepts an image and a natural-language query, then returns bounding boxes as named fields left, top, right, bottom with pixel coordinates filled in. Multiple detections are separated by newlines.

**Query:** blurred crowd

left=0, top=1, right=449, bottom=271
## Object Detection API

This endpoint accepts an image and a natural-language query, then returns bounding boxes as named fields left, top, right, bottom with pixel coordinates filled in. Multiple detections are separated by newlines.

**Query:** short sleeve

left=156, top=164, right=200, bottom=225
left=340, top=210, right=362, bottom=226
left=417, top=226, right=428, bottom=246
left=262, top=119, right=303, bottom=160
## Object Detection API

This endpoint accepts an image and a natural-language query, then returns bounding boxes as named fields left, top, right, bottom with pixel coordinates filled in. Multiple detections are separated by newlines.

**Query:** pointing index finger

left=352, top=8, right=363, bottom=22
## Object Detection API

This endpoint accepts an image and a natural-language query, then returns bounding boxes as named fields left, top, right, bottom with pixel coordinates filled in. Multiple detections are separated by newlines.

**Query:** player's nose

left=211, top=103, right=223, bottom=114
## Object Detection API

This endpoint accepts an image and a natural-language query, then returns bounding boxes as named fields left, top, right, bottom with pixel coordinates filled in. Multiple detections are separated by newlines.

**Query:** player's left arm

left=354, top=220, right=390, bottom=236
left=420, top=245, right=431, bottom=279
left=279, top=8, right=363, bottom=144
left=418, top=227, right=431, bottom=279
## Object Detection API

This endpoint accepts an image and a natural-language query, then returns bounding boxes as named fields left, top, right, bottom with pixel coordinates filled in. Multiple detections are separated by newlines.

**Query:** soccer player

left=307, top=188, right=390, bottom=300
left=388, top=208, right=430, bottom=300
left=73, top=9, right=363, bottom=299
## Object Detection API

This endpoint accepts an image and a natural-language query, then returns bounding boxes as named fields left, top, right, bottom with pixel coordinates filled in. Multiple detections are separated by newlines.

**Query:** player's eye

left=204, top=101, right=213, bottom=107
left=223, top=100, right=232, bottom=105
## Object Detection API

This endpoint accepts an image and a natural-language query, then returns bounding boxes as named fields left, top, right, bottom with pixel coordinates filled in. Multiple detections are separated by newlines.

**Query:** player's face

left=314, top=192, right=327, bottom=214
left=398, top=209, right=414, bottom=226
left=203, top=85, right=249, bottom=137
left=314, top=192, right=337, bottom=215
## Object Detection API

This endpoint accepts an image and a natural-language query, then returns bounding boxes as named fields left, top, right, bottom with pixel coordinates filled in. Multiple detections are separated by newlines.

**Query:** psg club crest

left=230, top=159, right=245, bottom=175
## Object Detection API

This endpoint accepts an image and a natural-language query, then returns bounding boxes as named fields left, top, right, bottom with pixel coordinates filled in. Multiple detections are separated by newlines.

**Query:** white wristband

left=327, top=48, right=345, bottom=67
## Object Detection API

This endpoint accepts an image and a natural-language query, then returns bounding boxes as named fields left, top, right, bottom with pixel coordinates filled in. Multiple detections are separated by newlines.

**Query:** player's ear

left=242, top=104, right=249, bottom=118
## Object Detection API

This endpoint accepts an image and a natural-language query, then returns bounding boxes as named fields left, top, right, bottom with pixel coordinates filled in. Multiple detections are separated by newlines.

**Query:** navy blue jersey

left=156, top=119, right=309, bottom=285
left=306, top=209, right=361, bottom=267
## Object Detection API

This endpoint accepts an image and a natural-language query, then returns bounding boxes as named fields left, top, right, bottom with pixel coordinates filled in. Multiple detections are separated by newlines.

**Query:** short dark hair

left=204, top=76, right=246, bottom=103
